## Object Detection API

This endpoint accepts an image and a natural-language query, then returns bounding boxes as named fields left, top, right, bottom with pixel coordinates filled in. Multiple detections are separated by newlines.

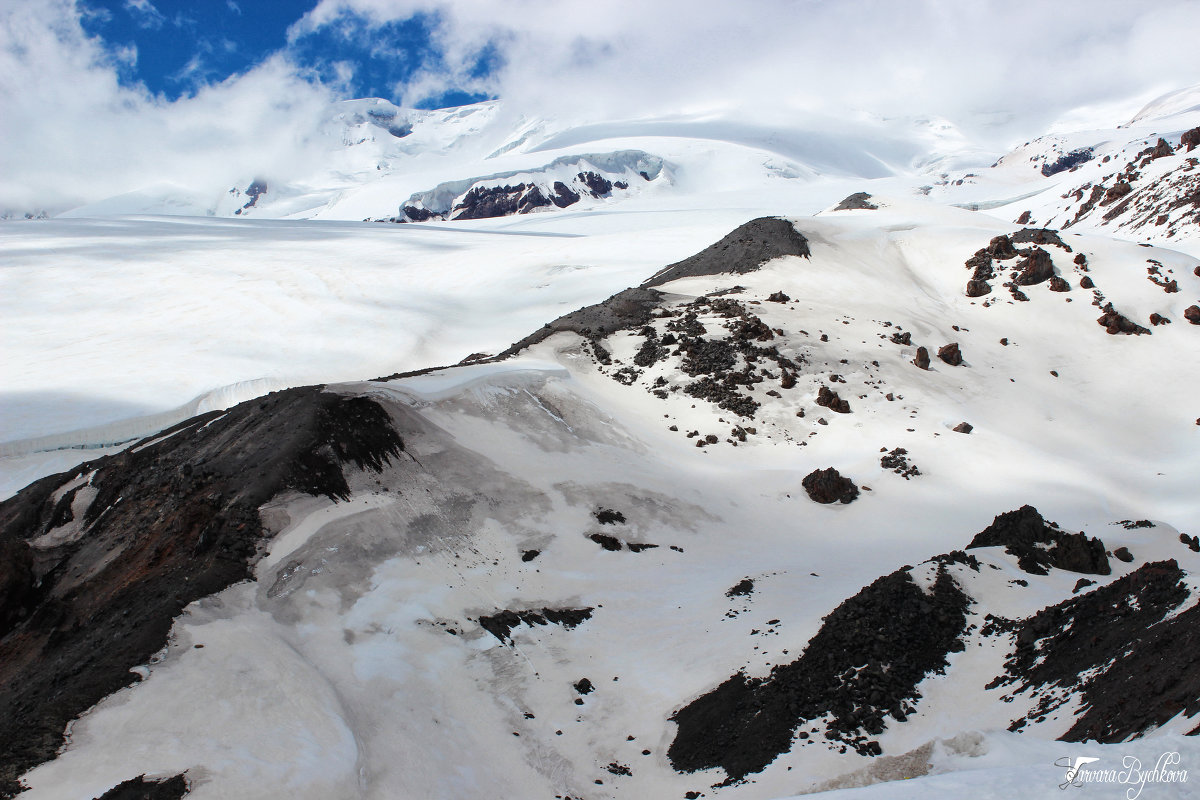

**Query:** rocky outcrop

left=966, top=505, right=1110, bottom=576
left=0, top=388, right=404, bottom=795
left=1014, top=247, right=1056, bottom=285
left=1150, top=137, right=1175, bottom=159
left=93, top=774, right=189, bottom=800
left=1183, top=126, right=1200, bottom=153
left=642, top=218, right=810, bottom=287
left=669, top=564, right=967, bottom=779
left=1097, top=303, right=1152, bottom=335
left=1040, top=148, right=1094, bottom=177
left=833, top=192, right=878, bottom=211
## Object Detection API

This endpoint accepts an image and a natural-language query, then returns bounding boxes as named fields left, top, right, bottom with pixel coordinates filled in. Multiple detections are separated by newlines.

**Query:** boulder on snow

left=937, top=342, right=963, bottom=366
left=1011, top=228, right=1071, bottom=251
left=802, top=468, right=859, bottom=504
left=816, top=385, right=851, bottom=414
left=953, top=422, right=973, bottom=434
left=1149, top=313, right=1171, bottom=326
left=913, top=346, right=931, bottom=370
left=1014, top=247, right=1056, bottom=285
left=1048, top=276, right=1071, bottom=292
left=1016, top=210, right=1032, bottom=225
left=966, top=279, right=992, bottom=297
left=1080, top=275, right=1095, bottom=289
left=1184, top=305, right=1200, bottom=325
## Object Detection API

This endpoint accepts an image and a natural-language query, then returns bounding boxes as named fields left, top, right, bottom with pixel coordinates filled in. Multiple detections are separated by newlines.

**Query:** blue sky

left=78, top=0, right=491, bottom=107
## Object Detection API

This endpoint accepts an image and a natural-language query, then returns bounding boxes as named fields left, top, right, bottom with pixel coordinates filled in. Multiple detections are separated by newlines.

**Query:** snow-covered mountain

left=1, top=87, right=1200, bottom=800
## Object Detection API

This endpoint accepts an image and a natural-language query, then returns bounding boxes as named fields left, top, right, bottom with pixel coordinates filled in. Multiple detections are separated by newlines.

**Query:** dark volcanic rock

left=93, top=774, right=189, bottom=800
left=987, top=235, right=1019, bottom=260
left=1040, top=147, right=1094, bottom=177
left=401, top=205, right=437, bottom=222
left=994, top=560, right=1198, bottom=743
left=833, top=192, right=878, bottom=211
left=966, top=505, right=1110, bottom=576
left=1185, top=305, right=1200, bottom=325
left=498, top=287, right=664, bottom=357
left=1010, top=228, right=1071, bottom=251
left=595, top=508, right=626, bottom=525
left=1048, top=276, right=1071, bottom=292
left=0, top=388, right=404, bottom=794
left=478, top=607, right=593, bottom=644
left=912, top=346, right=930, bottom=370
left=815, top=385, right=851, bottom=414
left=1016, top=210, right=1032, bottom=225
left=937, top=343, right=963, bottom=366
left=1149, top=313, right=1171, bottom=326
left=551, top=181, right=581, bottom=208
left=1113, top=546, right=1134, bottom=563
left=642, top=218, right=810, bottom=288
left=952, top=422, right=973, bottom=434
left=1097, top=303, right=1152, bottom=335
left=1080, top=275, right=1095, bottom=289
left=1014, top=247, right=1056, bottom=285
left=669, top=564, right=968, bottom=779
left=801, top=468, right=859, bottom=504
left=725, top=578, right=754, bottom=598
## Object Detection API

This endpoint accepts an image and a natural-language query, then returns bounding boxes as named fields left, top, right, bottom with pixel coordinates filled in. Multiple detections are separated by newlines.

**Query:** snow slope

left=6, top=203, right=1199, bottom=799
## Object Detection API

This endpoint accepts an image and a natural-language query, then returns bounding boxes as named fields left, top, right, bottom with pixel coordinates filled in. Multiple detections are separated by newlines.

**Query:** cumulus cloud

left=0, top=0, right=335, bottom=212
left=293, top=0, right=1200, bottom=143
left=2, top=0, right=1199, bottom=212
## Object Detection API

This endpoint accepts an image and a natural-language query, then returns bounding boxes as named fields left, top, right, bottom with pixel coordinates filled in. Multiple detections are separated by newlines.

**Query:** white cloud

left=3, top=0, right=1199, bottom=213
left=0, top=0, right=335, bottom=212
left=123, top=0, right=165, bottom=30
left=292, top=0, right=1200, bottom=144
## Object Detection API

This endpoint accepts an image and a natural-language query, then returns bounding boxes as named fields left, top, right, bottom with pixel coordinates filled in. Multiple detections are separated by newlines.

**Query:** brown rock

left=966, top=279, right=992, bottom=297
left=1014, top=247, right=1056, bottom=285
left=913, top=346, right=930, bottom=370
left=801, top=467, right=859, bottom=504
left=1080, top=275, right=1095, bottom=289
left=1194, top=266, right=1200, bottom=278
left=1048, top=276, right=1070, bottom=292
left=987, top=235, right=1019, bottom=260
left=1102, top=181, right=1132, bottom=205
left=1184, top=305, right=1200, bottom=325
left=816, top=385, right=851, bottom=414
left=953, top=422, right=973, bottom=434
left=1097, top=303, right=1152, bottom=335
left=1183, top=126, right=1200, bottom=153
left=1016, top=210, right=1032, bottom=225
left=1150, top=137, right=1174, bottom=159
left=1074, top=253, right=1088, bottom=267
left=1149, top=313, right=1171, bottom=326
left=937, top=342, right=963, bottom=366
